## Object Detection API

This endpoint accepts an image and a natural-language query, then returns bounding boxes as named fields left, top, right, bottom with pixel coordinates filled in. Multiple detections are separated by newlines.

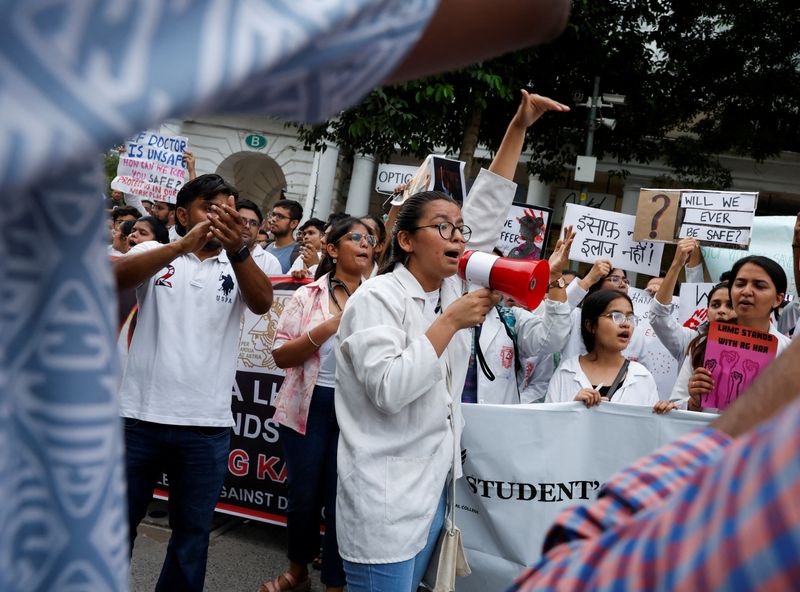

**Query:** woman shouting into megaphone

left=333, top=91, right=571, bottom=591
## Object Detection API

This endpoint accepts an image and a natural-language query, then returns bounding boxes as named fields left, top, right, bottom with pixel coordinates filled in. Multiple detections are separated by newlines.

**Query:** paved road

left=131, top=500, right=326, bottom=592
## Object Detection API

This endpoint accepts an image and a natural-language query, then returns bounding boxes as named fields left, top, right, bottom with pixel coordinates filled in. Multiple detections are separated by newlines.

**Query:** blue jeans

left=125, top=418, right=230, bottom=592
left=343, top=490, right=447, bottom=592
left=279, top=385, right=346, bottom=587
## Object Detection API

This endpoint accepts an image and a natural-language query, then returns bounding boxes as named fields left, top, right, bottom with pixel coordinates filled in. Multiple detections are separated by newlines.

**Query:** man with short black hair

left=236, top=198, right=281, bottom=276
left=266, top=198, right=303, bottom=273
left=151, top=199, right=180, bottom=242
left=115, top=173, right=273, bottom=591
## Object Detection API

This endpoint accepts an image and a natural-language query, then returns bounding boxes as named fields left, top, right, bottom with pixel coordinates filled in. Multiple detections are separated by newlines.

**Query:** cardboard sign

left=678, top=282, right=717, bottom=329
left=115, top=129, right=189, bottom=204
left=391, top=155, right=466, bottom=205
left=552, top=188, right=616, bottom=226
left=632, top=190, right=681, bottom=242
left=633, top=188, right=757, bottom=248
left=563, top=203, right=664, bottom=275
left=375, top=163, right=417, bottom=195
left=703, top=321, right=778, bottom=411
left=495, top=202, right=553, bottom=260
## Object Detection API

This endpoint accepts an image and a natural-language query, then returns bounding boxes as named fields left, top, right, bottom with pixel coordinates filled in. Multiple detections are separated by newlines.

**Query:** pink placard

left=703, top=322, right=778, bottom=411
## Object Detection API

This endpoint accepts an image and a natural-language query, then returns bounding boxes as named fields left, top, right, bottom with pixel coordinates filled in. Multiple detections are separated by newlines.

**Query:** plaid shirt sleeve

left=511, top=399, right=800, bottom=591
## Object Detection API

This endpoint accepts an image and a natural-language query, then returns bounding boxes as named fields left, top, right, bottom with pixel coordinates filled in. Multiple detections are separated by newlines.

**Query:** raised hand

left=672, top=238, right=699, bottom=268
left=548, top=225, right=575, bottom=272
left=209, top=196, right=245, bottom=253
left=513, top=89, right=570, bottom=129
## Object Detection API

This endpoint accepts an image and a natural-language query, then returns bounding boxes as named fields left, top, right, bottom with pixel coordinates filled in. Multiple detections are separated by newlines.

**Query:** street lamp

left=574, top=77, right=625, bottom=201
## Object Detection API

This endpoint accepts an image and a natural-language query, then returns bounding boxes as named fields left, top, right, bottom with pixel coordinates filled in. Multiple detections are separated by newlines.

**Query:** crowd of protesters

left=105, top=91, right=800, bottom=592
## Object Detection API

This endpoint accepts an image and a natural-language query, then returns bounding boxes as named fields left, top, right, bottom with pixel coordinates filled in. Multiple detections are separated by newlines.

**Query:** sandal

left=257, top=571, right=311, bottom=592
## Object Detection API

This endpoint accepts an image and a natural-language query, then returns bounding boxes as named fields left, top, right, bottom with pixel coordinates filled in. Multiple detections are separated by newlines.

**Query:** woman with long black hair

left=258, top=216, right=375, bottom=592
left=334, top=91, right=570, bottom=591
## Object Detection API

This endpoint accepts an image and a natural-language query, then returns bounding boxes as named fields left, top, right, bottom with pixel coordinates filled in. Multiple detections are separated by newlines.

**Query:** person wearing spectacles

left=546, top=289, right=658, bottom=407
left=262, top=216, right=375, bottom=592
left=559, top=265, right=651, bottom=376
left=266, top=198, right=304, bottom=273
left=236, top=199, right=282, bottom=277
left=333, top=91, right=571, bottom=591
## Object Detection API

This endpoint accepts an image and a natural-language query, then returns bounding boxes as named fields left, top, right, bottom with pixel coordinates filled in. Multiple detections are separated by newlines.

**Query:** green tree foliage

left=295, top=0, right=800, bottom=188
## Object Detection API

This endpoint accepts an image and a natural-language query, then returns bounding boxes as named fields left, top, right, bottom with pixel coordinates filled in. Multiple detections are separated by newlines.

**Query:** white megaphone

left=458, top=250, right=550, bottom=311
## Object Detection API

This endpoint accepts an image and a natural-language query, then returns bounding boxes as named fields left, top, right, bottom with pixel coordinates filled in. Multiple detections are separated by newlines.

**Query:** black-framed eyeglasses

left=339, top=232, right=376, bottom=247
left=241, top=219, right=260, bottom=228
left=606, top=275, right=630, bottom=286
left=600, top=312, right=638, bottom=326
left=412, top=221, right=472, bottom=241
left=269, top=212, right=291, bottom=221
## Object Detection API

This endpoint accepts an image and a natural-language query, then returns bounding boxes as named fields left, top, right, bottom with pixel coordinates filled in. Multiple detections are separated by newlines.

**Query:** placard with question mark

left=633, top=189, right=681, bottom=242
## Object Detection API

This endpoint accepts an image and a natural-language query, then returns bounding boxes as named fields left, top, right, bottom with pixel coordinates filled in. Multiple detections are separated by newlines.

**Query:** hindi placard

left=563, top=203, right=664, bottom=275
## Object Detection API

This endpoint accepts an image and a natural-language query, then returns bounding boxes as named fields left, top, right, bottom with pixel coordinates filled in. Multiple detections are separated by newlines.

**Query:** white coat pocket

left=385, top=454, right=437, bottom=524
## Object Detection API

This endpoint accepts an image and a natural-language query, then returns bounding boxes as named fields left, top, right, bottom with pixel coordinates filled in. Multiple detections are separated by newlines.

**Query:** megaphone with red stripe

left=458, top=250, right=550, bottom=310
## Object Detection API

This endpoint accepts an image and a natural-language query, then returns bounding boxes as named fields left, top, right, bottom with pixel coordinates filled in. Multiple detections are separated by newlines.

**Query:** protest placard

left=632, top=189, right=757, bottom=248
left=374, top=163, right=417, bottom=194
left=552, top=188, right=616, bottom=225
left=114, top=129, right=189, bottom=204
left=632, top=189, right=681, bottom=242
left=628, top=288, right=680, bottom=400
left=701, top=216, right=796, bottom=298
left=703, top=321, right=778, bottom=411
left=678, top=190, right=756, bottom=248
left=495, top=202, right=552, bottom=260
left=390, top=155, right=466, bottom=205
left=563, top=203, right=664, bottom=275
left=678, top=282, right=717, bottom=329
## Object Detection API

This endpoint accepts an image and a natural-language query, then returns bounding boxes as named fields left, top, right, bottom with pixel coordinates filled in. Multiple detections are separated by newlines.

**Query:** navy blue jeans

left=124, top=418, right=230, bottom=592
left=278, top=384, right=345, bottom=587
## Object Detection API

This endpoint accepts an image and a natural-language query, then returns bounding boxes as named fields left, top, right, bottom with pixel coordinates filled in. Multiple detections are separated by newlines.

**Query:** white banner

left=628, top=287, right=679, bottom=400
left=115, top=129, right=189, bottom=204
left=701, top=216, right=796, bottom=298
left=456, top=403, right=714, bottom=592
left=563, top=203, right=664, bottom=275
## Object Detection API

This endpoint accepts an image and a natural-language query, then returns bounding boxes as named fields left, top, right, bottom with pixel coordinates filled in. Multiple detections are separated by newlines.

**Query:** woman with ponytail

left=334, top=91, right=570, bottom=591
left=685, top=255, right=792, bottom=412
left=257, top=216, right=375, bottom=592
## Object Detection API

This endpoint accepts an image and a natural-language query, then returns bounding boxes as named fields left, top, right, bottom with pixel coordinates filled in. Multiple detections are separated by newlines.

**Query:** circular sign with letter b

left=245, top=134, right=267, bottom=149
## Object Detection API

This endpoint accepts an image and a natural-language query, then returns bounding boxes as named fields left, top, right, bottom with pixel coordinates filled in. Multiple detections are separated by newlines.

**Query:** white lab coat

left=545, top=355, right=659, bottom=406
left=647, top=262, right=707, bottom=361
left=474, top=301, right=571, bottom=405
left=334, top=168, right=516, bottom=563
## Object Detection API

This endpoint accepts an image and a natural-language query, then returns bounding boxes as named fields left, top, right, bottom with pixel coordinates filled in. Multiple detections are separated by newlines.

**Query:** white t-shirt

left=118, top=241, right=246, bottom=426
left=316, top=335, right=337, bottom=388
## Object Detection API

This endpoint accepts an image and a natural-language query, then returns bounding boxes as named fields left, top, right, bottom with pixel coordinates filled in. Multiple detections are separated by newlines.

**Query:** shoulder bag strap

left=606, top=359, right=630, bottom=400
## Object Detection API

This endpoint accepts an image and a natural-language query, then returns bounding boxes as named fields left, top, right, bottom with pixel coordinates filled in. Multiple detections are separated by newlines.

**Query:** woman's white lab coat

left=334, top=168, right=516, bottom=563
